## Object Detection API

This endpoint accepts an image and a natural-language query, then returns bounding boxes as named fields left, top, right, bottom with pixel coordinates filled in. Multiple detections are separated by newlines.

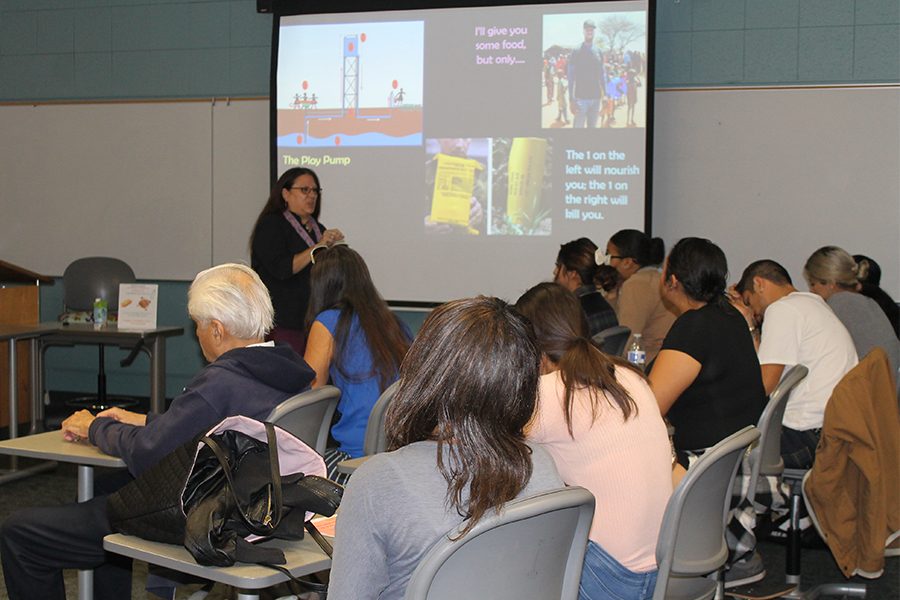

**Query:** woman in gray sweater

left=328, top=297, right=564, bottom=600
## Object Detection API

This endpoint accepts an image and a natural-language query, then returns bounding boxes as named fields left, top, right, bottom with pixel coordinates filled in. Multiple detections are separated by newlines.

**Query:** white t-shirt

left=758, top=292, right=858, bottom=430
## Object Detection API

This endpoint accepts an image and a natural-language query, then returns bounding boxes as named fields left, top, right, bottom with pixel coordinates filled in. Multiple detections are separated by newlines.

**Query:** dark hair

left=665, top=237, right=729, bottom=305
left=249, top=168, right=322, bottom=249
left=515, top=283, right=639, bottom=436
left=853, top=254, right=881, bottom=286
left=557, top=238, right=599, bottom=288
left=305, top=245, right=409, bottom=391
left=609, top=229, right=665, bottom=267
left=735, top=259, right=793, bottom=294
left=595, top=264, right=621, bottom=293
left=385, top=297, right=539, bottom=537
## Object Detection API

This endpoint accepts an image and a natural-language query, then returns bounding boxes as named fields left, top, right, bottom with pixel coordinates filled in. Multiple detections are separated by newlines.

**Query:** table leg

left=8, top=338, right=17, bottom=441
left=149, top=336, right=167, bottom=414
left=29, top=337, right=44, bottom=434
left=77, top=464, right=94, bottom=600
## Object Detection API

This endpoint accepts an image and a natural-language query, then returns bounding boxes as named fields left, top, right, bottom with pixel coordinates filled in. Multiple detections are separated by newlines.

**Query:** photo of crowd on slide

left=489, top=137, right=553, bottom=236
left=541, top=12, right=647, bottom=129
left=276, top=21, right=423, bottom=148
left=424, top=138, right=489, bottom=236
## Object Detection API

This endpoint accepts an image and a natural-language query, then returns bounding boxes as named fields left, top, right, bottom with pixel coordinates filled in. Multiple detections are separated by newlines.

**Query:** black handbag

left=108, top=416, right=342, bottom=568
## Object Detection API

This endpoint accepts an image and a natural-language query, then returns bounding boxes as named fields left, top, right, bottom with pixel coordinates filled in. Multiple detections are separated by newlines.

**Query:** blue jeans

left=573, top=98, right=601, bottom=128
left=579, top=540, right=657, bottom=600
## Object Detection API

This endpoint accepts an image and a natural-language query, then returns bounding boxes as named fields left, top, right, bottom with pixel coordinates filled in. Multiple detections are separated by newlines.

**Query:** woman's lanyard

left=282, top=209, right=323, bottom=247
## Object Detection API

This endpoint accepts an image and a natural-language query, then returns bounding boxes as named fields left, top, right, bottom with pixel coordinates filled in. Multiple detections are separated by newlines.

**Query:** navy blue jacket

left=89, top=343, right=315, bottom=477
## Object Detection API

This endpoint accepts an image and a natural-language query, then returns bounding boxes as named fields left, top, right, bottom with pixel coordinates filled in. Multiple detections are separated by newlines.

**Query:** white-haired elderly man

left=1, top=263, right=316, bottom=600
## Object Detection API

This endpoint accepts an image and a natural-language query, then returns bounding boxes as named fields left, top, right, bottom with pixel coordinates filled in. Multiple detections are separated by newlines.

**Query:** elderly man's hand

left=61, top=409, right=96, bottom=443
left=96, top=407, right=147, bottom=427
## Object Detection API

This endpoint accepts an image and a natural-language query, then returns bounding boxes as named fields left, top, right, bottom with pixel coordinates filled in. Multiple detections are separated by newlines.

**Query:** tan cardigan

left=610, top=266, right=677, bottom=363
left=803, top=347, right=900, bottom=578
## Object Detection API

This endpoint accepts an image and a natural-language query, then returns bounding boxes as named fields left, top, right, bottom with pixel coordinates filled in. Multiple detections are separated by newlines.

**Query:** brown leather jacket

left=803, top=347, right=900, bottom=578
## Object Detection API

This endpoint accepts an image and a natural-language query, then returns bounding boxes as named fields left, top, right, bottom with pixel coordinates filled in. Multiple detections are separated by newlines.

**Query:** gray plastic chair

left=592, top=325, right=631, bottom=357
left=336, top=381, right=400, bottom=475
left=403, top=486, right=595, bottom=600
left=361, top=380, right=399, bottom=456
left=653, top=425, right=761, bottom=600
left=744, top=365, right=808, bottom=506
left=63, top=257, right=135, bottom=314
left=59, top=257, right=138, bottom=410
left=265, top=385, right=340, bottom=456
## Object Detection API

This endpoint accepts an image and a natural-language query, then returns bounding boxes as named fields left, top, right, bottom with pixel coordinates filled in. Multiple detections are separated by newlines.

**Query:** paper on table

left=311, top=514, right=337, bottom=538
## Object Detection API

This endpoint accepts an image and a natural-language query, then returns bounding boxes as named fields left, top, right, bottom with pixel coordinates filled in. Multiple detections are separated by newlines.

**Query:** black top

left=575, top=285, right=618, bottom=337
left=250, top=212, right=325, bottom=330
left=661, top=302, right=766, bottom=451
left=859, top=282, right=900, bottom=337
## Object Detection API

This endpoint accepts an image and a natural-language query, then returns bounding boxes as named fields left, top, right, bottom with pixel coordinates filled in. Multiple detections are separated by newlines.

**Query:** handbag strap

left=201, top=422, right=284, bottom=535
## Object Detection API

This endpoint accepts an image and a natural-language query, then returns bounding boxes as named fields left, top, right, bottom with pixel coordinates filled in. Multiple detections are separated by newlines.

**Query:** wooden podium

left=0, top=260, right=53, bottom=428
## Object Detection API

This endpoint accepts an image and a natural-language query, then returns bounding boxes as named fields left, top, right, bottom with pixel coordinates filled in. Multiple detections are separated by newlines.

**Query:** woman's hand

left=96, top=407, right=148, bottom=427
left=322, top=228, right=345, bottom=247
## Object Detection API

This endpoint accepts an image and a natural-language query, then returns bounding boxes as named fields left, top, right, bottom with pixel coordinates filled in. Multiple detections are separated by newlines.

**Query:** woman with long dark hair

left=250, top=168, right=344, bottom=354
left=328, top=297, right=563, bottom=599
left=649, top=237, right=766, bottom=467
left=601, top=229, right=676, bottom=362
left=303, top=245, right=411, bottom=480
left=650, top=238, right=770, bottom=586
left=516, top=283, right=671, bottom=600
left=554, top=237, right=618, bottom=336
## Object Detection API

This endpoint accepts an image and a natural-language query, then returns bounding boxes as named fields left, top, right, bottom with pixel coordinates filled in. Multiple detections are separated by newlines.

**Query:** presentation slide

left=275, top=0, right=651, bottom=303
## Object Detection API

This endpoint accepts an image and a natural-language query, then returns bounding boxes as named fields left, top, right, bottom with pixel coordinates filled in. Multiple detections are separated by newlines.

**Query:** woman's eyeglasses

left=289, top=186, right=322, bottom=197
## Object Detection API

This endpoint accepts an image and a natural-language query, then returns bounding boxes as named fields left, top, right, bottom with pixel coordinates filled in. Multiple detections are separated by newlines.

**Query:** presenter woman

left=602, top=229, right=676, bottom=362
left=516, top=282, right=671, bottom=600
left=250, top=168, right=344, bottom=354
left=304, top=245, right=411, bottom=482
left=328, top=297, right=563, bottom=600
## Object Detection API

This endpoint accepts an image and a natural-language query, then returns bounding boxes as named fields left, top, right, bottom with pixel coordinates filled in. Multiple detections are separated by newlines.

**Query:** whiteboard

left=0, top=100, right=268, bottom=280
left=653, top=86, right=899, bottom=298
left=1, top=89, right=897, bottom=298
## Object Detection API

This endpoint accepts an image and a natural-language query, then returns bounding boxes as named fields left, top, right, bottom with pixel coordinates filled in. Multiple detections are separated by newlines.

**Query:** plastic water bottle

left=627, top=334, right=646, bottom=370
left=92, top=297, right=108, bottom=329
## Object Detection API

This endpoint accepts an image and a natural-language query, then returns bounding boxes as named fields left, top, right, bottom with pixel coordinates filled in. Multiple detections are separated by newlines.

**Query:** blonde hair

left=803, top=246, right=859, bottom=290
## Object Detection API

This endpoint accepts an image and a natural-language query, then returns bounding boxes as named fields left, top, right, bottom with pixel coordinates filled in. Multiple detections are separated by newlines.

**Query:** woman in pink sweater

left=516, top=282, right=672, bottom=600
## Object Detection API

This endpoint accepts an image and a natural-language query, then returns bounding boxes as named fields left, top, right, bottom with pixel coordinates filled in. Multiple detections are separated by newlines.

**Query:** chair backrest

left=404, top=486, right=595, bottom=600
left=653, top=426, right=760, bottom=600
left=265, top=385, right=341, bottom=456
left=592, top=325, right=631, bottom=356
left=63, top=257, right=136, bottom=312
left=745, top=365, right=808, bottom=505
left=362, top=380, right=400, bottom=456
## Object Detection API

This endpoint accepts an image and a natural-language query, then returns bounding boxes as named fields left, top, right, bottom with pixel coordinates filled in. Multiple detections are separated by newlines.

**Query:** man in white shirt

left=734, top=260, right=857, bottom=468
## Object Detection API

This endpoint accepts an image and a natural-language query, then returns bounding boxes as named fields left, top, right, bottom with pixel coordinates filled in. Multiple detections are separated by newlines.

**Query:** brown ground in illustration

left=279, top=107, right=423, bottom=140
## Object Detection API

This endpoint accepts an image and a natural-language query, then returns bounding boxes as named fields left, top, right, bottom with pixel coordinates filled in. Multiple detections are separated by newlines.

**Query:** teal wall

left=7, top=0, right=899, bottom=397
left=0, top=0, right=897, bottom=102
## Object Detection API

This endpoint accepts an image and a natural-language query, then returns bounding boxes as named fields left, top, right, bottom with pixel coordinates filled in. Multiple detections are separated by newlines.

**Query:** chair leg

left=235, top=591, right=260, bottom=600
left=786, top=478, right=802, bottom=587
left=714, top=566, right=725, bottom=600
